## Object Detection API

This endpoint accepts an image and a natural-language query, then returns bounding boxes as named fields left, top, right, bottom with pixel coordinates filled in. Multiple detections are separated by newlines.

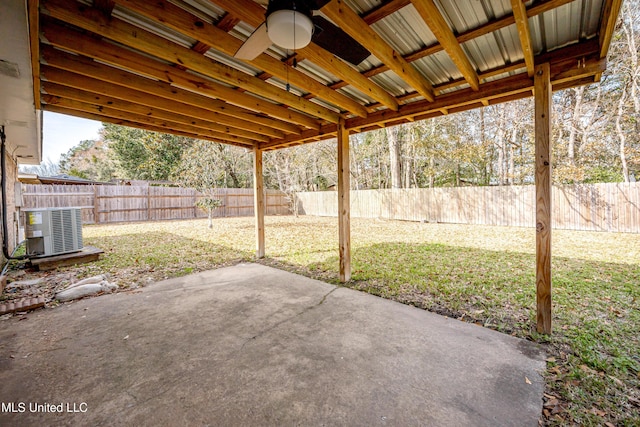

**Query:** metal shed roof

left=28, top=0, right=622, bottom=150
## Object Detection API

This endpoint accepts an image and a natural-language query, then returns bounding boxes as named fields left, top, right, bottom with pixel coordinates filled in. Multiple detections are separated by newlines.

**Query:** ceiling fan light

left=267, top=10, right=313, bottom=50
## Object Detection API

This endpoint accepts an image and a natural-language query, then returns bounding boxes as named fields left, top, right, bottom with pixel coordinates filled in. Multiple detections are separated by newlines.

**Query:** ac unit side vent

left=75, top=209, right=83, bottom=248
left=51, top=210, right=64, bottom=254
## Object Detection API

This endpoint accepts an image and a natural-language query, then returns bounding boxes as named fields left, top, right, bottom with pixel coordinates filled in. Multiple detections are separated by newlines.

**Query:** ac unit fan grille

left=50, top=209, right=83, bottom=254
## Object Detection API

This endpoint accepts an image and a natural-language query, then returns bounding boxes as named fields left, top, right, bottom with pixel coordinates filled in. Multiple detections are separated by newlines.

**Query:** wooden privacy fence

left=21, top=184, right=289, bottom=224
left=296, top=182, right=640, bottom=233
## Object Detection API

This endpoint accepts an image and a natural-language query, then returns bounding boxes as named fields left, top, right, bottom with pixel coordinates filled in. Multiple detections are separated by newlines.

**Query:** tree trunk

left=208, top=209, right=213, bottom=228
left=567, top=86, right=584, bottom=165
left=616, top=87, right=630, bottom=182
left=387, top=126, right=402, bottom=188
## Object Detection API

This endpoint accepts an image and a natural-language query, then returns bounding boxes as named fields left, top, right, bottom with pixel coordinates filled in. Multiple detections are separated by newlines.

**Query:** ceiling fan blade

left=311, top=16, right=370, bottom=66
left=235, top=22, right=271, bottom=61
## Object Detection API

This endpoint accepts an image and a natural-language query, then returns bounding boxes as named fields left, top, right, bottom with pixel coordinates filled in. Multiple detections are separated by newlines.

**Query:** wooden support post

left=337, top=119, right=351, bottom=282
left=535, top=63, right=552, bottom=334
left=253, top=147, right=265, bottom=259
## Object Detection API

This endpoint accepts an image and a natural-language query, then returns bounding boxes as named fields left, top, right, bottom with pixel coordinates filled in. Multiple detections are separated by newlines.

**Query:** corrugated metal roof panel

left=168, top=0, right=222, bottom=24
left=414, top=51, right=461, bottom=85
left=370, top=70, right=412, bottom=97
left=297, top=59, right=338, bottom=85
left=372, top=13, right=425, bottom=56
left=337, top=85, right=376, bottom=106
left=496, top=25, right=525, bottom=64
left=463, top=34, right=507, bottom=73
left=434, top=0, right=489, bottom=33
left=398, top=4, right=437, bottom=46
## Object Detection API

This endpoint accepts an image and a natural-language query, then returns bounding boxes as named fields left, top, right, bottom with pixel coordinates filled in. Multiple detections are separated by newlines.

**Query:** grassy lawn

left=67, top=216, right=640, bottom=424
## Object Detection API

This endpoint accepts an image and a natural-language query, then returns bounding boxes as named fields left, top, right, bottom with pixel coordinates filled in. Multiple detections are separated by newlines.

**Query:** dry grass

left=5, top=215, right=639, bottom=425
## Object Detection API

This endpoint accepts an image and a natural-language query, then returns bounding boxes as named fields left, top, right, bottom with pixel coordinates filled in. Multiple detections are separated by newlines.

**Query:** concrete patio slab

left=0, top=263, right=545, bottom=426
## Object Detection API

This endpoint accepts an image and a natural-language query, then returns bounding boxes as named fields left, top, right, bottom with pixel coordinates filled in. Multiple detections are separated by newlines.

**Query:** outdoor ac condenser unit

left=24, top=208, right=83, bottom=257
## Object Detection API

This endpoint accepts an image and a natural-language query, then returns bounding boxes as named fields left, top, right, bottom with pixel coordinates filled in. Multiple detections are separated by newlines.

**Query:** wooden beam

left=534, top=62, right=552, bottom=335
left=40, top=90, right=265, bottom=144
left=28, top=0, right=40, bottom=109
left=410, top=0, right=479, bottom=91
left=41, top=95, right=259, bottom=146
left=42, top=0, right=341, bottom=123
left=599, top=0, right=624, bottom=59
left=253, top=147, right=265, bottom=259
left=337, top=118, right=351, bottom=282
left=362, top=0, right=411, bottom=25
left=260, top=124, right=338, bottom=150
left=40, top=24, right=306, bottom=134
left=40, top=65, right=281, bottom=142
left=42, top=105, right=253, bottom=148
left=41, top=81, right=276, bottom=141
left=300, top=46, right=400, bottom=111
left=112, top=0, right=368, bottom=118
left=39, top=51, right=285, bottom=140
left=322, top=0, right=435, bottom=102
left=510, top=0, right=535, bottom=77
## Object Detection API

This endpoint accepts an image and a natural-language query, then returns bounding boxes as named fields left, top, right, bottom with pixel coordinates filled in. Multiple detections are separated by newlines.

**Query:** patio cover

left=2, top=0, right=624, bottom=333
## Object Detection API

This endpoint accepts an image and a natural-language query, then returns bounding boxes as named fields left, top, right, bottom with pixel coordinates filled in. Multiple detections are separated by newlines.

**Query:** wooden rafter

left=510, top=0, right=535, bottom=77
left=43, top=105, right=253, bottom=148
left=40, top=21, right=312, bottom=132
left=599, top=0, right=624, bottom=59
left=28, top=0, right=40, bottom=109
left=41, top=82, right=282, bottom=140
left=41, top=84, right=271, bottom=142
left=111, top=0, right=368, bottom=118
left=40, top=49, right=287, bottom=139
left=410, top=0, right=479, bottom=91
left=322, top=0, right=435, bottom=102
left=362, top=0, right=410, bottom=25
left=42, top=0, right=341, bottom=123
left=42, top=95, right=261, bottom=145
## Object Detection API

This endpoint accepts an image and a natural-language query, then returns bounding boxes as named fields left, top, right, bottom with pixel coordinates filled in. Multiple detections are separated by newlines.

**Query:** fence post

left=93, top=185, right=99, bottom=224
left=147, top=186, right=151, bottom=221
left=191, top=189, right=196, bottom=219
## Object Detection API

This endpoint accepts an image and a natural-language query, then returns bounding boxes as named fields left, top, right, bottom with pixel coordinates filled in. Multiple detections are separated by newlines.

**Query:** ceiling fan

left=234, top=0, right=370, bottom=66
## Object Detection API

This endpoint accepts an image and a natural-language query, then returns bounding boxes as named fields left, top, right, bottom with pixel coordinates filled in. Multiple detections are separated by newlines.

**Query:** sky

left=42, top=111, right=103, bottom=164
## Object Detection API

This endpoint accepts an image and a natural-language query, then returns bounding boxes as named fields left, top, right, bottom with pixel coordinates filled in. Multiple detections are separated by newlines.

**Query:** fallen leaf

left=604, top=423, right=615, bottom=427
left=608, top=375, right=624, bottom=387
left=546, top=356, right=556, bottom=363
left=525, top=376, right=532, bottom=384
left=580, top=364, right=597, bottom=375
